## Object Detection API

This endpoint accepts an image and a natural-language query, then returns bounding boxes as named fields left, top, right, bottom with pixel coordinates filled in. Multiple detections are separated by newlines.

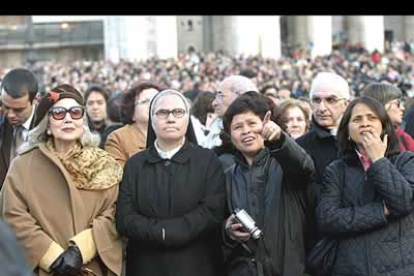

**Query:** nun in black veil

left=115, top=89, right=226, bottom=276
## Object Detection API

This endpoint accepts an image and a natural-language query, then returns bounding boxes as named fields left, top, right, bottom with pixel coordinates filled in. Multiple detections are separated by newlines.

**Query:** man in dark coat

left=297, top=72, right=351, bottom=196
left=84, top=85, right=109, bottom=138
left=0, top=67, right=38, bottom=187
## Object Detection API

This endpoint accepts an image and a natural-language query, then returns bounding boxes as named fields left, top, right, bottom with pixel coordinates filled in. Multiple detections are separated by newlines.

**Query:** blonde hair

left=278, top=99, right=311, bottom=131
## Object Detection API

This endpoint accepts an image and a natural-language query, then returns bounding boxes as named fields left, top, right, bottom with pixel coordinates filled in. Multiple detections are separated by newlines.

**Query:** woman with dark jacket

left=222, top=95, right=315, bottom=276
left=115, top=89, right=226, bottom=276
left=213, top=92, right=282, bottom=172
left=316, top=96, right=414, bottom=276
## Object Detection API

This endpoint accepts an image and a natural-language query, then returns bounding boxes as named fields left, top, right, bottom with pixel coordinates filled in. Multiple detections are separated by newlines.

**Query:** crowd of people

left=2, top=41, right=414, bottom=276
left=2, top=40, right=413, bottom=105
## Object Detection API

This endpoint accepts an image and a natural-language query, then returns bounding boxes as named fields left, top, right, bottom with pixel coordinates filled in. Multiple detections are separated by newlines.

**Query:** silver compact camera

left=233, top=208, right=263, bottom=239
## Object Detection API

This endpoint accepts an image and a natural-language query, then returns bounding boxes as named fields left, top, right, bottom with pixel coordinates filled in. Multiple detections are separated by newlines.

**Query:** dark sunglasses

left=48, top=106, right=85, bottom=120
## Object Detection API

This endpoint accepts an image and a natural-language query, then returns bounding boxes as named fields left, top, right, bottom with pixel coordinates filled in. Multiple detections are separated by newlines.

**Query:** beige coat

left=0, top=143, right=123, bottom=276
left=105, top=124, right=146, bottom=167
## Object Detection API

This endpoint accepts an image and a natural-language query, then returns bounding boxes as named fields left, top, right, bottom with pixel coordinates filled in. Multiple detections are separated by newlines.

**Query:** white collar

left=154, top=137, right=186, bottom=159
left=22, top=106, right=35, bottom=130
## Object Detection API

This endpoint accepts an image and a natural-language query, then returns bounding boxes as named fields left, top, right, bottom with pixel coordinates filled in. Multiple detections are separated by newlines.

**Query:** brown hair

left=277, top=99, right=311, bottom=131
left=122, top=82, right=164, bottom=124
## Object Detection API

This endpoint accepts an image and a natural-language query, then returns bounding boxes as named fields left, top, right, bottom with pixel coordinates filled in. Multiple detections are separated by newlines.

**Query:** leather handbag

left=306, top=237, right=338, bottom=276
left=307, top=162, right=346, bottom=276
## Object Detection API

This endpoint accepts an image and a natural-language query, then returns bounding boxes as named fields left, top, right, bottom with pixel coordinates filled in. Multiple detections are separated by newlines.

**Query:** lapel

left=37, top=143, right=87, bottom=233
left=1, top=121, right=13, bottom=169
left=0, top=107, right=37, bottom=171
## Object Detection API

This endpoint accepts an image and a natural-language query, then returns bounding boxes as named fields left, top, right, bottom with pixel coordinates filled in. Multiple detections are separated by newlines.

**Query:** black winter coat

left=0, top=115, right=36, bottom=187
left=116, top=141, right=226, bottom=276
left=296, top=118, right=339, bottom=192
left=223, top=134, right=316, bottom=276
left=316, top=150, right=414, bottom=276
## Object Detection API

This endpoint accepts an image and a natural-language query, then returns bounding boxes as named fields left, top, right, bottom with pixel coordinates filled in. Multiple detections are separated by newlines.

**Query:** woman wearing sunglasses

left=1, top=84, right=123, bottom=276
left=115, top=89, right=226, bottom=276
left=362, top=82, right=414, bottom=152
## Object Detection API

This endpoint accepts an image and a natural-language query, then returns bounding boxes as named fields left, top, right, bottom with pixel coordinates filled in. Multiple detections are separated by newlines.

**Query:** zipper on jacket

left=365, top=238, right=372, bottom=276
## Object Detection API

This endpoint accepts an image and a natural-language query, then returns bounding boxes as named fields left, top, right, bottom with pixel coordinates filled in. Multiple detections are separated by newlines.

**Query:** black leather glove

left=50, top=245, right=83, bottom=276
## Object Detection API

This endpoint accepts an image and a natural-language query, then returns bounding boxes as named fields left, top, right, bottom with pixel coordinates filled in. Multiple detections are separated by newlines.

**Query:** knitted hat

left=34, top=84, right=85, bottom=127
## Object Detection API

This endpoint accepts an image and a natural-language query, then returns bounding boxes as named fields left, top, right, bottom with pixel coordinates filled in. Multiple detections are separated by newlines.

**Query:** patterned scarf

left=46, top=139, right=123, bottom=190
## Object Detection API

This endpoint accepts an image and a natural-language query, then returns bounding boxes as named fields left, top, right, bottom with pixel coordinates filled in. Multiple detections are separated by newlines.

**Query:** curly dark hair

left=222, top=91, right=284, bottom=135
left=122, top=82, right=165, bottom=124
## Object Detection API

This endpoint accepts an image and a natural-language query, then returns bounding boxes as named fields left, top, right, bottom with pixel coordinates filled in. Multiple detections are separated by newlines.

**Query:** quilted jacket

left=316, top=150, right=414, bottom=276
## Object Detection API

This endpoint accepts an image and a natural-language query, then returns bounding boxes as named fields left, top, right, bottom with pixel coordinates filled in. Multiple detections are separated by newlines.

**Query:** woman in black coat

left=316, top=96, right=414, bottom=276
left=222, top=95, right=316, bottom=276
left=115, top=89, right=226, bottom=276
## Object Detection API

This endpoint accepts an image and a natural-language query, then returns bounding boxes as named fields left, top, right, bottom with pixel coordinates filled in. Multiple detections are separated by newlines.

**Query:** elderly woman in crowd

left=222, top=95, right=315, bottom=276
left=316, top=96, right=414, bottom=276
left=115, top=89, right=226, bottom=276
left=277, top=99, right=311, bottom=139
left=362, top=82, right=414, bottom=151
left=105, top=82, right=162, bottom=166
left=1, top=84, right=123, bottom=276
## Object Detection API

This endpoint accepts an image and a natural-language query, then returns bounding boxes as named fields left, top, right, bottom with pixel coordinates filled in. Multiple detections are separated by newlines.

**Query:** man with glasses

left=297, top=72, right=351, bottom=196
left=0, top=68, right=38, bottom=187
left=202, top=75, right=258, bottom=149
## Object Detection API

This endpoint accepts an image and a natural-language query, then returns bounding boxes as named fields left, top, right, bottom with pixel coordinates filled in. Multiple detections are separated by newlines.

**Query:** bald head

left=310, top=72, right=350, bottom=100
left=213, top=75, right=258, bottom=118
left=218, top=75, right=259, bottom=95
left=310, top=72, right=350, bottom=129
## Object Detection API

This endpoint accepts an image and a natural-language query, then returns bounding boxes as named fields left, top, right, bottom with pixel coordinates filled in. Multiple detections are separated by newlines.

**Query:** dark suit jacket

left=0, top=115, right=36, bottom=188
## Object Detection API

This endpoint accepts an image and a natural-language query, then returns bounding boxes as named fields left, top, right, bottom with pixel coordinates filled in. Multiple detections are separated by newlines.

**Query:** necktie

left=10, top=125, right=24, bottom=162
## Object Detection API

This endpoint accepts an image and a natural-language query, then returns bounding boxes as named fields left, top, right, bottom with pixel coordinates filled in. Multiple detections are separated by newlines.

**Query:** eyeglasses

left=311, top=96, right=345, bottom=105
left=215, top=91, right=224, bottom=100
left=387, top=99, right=404, bottom=109
left=154, top=108, right=186, bottom=119
left=135, top=98, right=151, bottom=106
left=48, top=106, right=85, bottom=120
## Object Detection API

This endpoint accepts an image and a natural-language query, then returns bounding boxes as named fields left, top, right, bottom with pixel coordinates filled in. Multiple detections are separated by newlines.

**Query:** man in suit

left=0, top=68, right=38, bottom=187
